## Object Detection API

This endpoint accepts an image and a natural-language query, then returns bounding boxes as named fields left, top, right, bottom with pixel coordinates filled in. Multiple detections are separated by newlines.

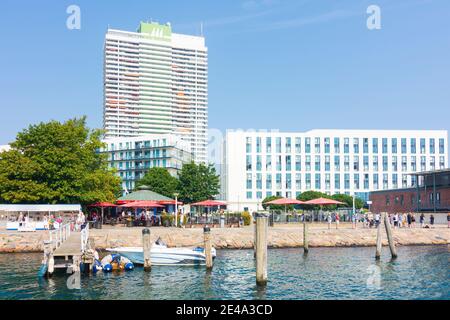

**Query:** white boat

left=106, top=239, right=216, bottom=266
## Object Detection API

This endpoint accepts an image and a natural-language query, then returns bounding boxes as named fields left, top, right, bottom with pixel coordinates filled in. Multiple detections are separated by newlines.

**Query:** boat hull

left=107, top=246, right=216, bottom=266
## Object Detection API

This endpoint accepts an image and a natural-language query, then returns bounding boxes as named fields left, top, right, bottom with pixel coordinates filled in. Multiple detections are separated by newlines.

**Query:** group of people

left=42, top=211, right=86, bottom=231
left=359, top=212, right=443, bottom=229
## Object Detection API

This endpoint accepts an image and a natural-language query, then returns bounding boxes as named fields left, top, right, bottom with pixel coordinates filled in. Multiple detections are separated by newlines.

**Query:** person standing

left=447, top=213, right=450, bottom=228
left=398, top=213, right=403, bottom=228
left=419, top=213, right=425, bottom=228
left=402, top=213, right=407, bottom=228
left=327, top=213, right=332, bottom=229
left=335, top=213, right=340, bottom=229
left=407, top=212, right=412, bottom=229
left=430, top=214, right=435, bottom=228
left=352, top=212, right=358, bottom=229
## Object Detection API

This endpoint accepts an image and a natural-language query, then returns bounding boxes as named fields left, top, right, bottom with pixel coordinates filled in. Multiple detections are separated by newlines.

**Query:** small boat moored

left=99, top=254, right=134, bottom=272
left=107, top=238, right=216, bottom=266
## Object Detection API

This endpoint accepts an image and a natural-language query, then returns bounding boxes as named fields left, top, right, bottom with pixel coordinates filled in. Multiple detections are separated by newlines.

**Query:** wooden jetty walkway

left=41, top=222, right=91, bottom=276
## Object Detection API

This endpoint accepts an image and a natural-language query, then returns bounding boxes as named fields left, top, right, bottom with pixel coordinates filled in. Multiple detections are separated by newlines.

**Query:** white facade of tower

left=222, top=129, right=448, bottom=212
left=103, top=22, right=208, bottom=163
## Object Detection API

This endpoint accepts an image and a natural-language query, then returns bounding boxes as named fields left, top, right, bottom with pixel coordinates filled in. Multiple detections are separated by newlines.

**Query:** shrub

left=241, top=211, right=251, bottom=226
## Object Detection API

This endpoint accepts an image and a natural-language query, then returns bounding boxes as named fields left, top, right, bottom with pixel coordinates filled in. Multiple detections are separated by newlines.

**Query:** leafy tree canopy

left=0, top=117, right=121, bottom=204
left=136, top=167, right=179, bottom=198
left=177, top=162, right=220, bottom=204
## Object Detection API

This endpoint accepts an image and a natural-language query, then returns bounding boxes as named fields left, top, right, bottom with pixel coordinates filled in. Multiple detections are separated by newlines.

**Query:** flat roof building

left=101, top=134, right=193, bottom=192
left=103, top=22, right=208, bottom=164
left=370, top=168, right=450, bottom=214
left=222, top=129, right=448, bottom=212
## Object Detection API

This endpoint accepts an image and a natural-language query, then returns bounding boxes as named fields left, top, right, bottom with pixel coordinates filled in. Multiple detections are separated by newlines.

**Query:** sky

left=1, top=0, right=450, bottom=146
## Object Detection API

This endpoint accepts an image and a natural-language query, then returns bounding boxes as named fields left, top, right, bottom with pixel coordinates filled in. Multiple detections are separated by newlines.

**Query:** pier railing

left=81, top=222, right=89, bottom=253
left=48, top=223, right=71, bottom=250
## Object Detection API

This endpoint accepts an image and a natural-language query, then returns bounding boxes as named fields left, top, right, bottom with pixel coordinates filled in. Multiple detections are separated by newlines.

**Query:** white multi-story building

left=103, top=22, right=208, bottom=163
left=0, top=145, right=10, bottom=152
left=101, top=134, right=193, bottom=192
left=222, top=129, right=448, bottom=212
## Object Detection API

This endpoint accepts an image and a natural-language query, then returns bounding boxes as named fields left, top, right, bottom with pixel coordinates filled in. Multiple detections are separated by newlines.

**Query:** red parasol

left=119, top=201, right=165, bottom=208
left=304, top=198, right=345, bottom=205
left=191, top=200, right=227, bottom=206
left=266, top=198, right=306, bottom=205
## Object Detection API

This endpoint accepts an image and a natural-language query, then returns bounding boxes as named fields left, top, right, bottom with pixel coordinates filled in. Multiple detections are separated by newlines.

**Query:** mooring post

left=72, top=255, right=80, bottom=273
left=253, top=218, right=257, bottom=258
left=375, top=213, right=383, bottom=260
left=303, top=219, right=309, bottom=254
left=204, top=226, right=213, bottom=269
left=383, top=212, right=397, bottom=258
left=256, top=213, right=268, bottom=286
left=142, top=228, right=152, bottom=271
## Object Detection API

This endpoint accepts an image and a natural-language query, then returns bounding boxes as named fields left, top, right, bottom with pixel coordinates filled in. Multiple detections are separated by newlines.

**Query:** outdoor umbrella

left=303, top=198, right=345, bottom=206
left=119, top=201, right=165, bottom=208
left=87, top=202, right=117, bottom=223
left=191, top=200, right=227, bottom=224
left=119, top=201, right=165, bottom=219
left=304, top=198, right=346, bottom=222
left=266, top=198, right=306, bottom=214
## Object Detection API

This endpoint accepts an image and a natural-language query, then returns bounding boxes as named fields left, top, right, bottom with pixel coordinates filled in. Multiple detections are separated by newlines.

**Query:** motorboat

left=106, top=238, right=216, bottom=266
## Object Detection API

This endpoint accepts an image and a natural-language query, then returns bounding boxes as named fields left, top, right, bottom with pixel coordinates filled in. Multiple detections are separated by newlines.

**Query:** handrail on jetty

left=48, top=223, right=71, bottom=250
left=41, top=222, right=91, bottom=277
left=81, top=222, right=89, bottom=253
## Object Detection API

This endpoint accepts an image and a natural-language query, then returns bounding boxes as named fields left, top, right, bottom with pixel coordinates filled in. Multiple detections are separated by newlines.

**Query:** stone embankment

left=1, top=224, right=449, bottom=253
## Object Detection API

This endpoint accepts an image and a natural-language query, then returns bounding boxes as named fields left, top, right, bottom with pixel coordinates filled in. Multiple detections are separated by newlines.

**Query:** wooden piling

left=253, top=220, right=257, bottom=258
left=255, top=214, right=268, bottom=286
left=383, top=212, right=398, bottom=258
left=142, top=228, right=152, bottom=271
left=375, top=214, right=383, bottom=260
left=204, top=226, right=213, bottom=269
left=303, top=221, right=309, bottom=253
left=72, top=255, right=80, bottom=273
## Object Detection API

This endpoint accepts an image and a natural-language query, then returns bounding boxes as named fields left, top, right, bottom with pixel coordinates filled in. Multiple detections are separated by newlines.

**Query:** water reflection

left=0, top=246, right=448, bottom=300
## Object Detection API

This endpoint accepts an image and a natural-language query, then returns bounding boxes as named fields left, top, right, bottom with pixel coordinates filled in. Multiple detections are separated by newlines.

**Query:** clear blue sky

left=1, top=0, right=450, bottom=145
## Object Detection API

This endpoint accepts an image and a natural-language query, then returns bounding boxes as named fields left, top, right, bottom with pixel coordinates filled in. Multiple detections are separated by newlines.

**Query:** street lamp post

left=174, top=193, right=179, bottom=228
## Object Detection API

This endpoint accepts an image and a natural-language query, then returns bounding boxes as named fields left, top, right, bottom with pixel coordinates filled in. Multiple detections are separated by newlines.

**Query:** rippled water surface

left=0, top=246, right=448, bottom=300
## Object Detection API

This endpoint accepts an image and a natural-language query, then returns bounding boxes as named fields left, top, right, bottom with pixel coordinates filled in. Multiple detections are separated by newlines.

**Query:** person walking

left=398, top=213, right=403, bottom=228
left=407, top=212, right=412, bottom=229
left=393, top=213, right=399, bottom=229
left=374, top=213, right=381, bottom=228
left=420, top=213, right=425, bottom=228
left=447, top=213, right=450, bottom=228
left=411, top=213, right=416, bottom=228
left=430, top=214, right=435, bottom=228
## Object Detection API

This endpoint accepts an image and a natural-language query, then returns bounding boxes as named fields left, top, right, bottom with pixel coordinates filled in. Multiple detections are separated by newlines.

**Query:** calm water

left=0, top=246, right=448, bottom=300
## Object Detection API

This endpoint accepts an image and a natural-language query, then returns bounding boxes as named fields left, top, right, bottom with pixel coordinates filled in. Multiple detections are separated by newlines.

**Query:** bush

left=241, top=211, right=251, bottom=226
left=161, top=213, right=174, bottom=226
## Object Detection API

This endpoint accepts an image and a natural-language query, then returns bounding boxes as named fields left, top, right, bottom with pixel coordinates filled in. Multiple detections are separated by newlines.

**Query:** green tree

left=0, top=117, right=121, bottom=204
left=297, top=190, right=330, bottom=202
left=177, top=162, right=220, bottom=203
left=136, top=167, right=179, bottom=198
left=331, top=194, right=364, bottom=209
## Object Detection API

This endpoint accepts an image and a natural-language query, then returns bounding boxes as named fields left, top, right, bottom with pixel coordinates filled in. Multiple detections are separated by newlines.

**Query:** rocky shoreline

left=1, top=224, right=449, bottom=253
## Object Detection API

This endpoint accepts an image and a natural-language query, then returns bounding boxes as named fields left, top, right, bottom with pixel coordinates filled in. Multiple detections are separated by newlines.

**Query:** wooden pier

left=41, top=222, right=90, bottom=276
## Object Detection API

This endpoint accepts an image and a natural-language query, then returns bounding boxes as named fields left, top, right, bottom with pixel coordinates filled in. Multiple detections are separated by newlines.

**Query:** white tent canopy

left=0, top=204, right=81, bottom=212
